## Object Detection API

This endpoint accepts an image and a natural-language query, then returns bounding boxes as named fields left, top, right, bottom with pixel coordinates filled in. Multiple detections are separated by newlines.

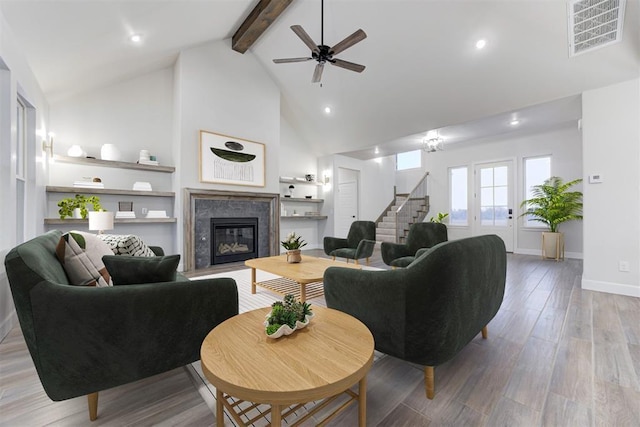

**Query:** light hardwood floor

left=1, top=250, right=639, bottom=426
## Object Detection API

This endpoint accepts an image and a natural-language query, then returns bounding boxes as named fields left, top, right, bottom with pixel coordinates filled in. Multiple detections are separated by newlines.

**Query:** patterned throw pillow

left=55, top=231, right=113, bottom=287
left=96, top=234, right=155, bottom=257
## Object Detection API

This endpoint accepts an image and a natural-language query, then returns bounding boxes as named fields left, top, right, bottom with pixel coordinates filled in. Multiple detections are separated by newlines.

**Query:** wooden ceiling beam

left=232, top=0, right=294, bottom=54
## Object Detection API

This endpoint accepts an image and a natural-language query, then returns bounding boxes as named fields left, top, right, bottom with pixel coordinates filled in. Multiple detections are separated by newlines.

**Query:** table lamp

left=88, top=211, right=114, bottom=234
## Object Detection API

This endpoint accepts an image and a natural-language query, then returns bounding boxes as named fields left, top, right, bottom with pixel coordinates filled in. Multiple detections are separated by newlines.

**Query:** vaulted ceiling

left=1, top=0, right=638, bottom=159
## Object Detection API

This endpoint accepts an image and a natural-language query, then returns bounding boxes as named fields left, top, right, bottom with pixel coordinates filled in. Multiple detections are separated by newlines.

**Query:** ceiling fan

left=273, top=0, right=367, bottom=83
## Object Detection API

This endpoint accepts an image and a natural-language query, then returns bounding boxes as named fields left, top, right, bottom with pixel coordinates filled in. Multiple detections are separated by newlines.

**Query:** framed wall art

left=199, top=130, right=266, bottom=187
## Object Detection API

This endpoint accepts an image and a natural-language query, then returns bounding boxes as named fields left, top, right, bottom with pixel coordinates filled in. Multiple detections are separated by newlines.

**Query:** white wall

left=48, top=68, right=176, bottom=251
left=279, top=116, right=322, bottom=249
left=319, top=154, right=395, bottom=239
left=396, top=160, right=426, bottom=195
left=174, top=39, right=280, bottom=193
left=0, top=11, right=49, bottom=340
left=50, top=68, right=174, bottom=163
left=419, top=123, right=583, bottom=255
left=173, top=39, right=281, bottom=260
left=582, top=78, right=640, bottom=297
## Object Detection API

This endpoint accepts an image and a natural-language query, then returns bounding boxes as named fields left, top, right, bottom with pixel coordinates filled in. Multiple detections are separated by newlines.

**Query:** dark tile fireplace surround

left=183, top=188, right=279, bottom=273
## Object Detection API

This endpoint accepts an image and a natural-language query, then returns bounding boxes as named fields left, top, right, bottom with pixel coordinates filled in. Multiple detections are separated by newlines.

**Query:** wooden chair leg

left=481, top=326, right=488, bottom=339
left=354, top=259, right=359, bottom=265
left=332, top=255, right=335, bottom=261
left=425, top=366, right=435, bottom=399
left=365, top=257, right=370, bottom=265
left=88, top=392, right=99, bottom=421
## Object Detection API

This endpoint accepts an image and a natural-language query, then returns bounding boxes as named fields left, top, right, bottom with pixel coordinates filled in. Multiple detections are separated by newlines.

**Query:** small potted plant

left=281, top=232, right=307, bottom=263
left=520, top=176, right=583, bottom=260
left=264, top=294, right=313, bottom=338
left=429, top=212, right=449, bottom=224
left=58, top=194, right=103, bottom=219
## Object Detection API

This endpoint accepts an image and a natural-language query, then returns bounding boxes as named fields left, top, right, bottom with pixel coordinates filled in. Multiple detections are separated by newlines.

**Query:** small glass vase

left=286, top=249, right=302, bottom=263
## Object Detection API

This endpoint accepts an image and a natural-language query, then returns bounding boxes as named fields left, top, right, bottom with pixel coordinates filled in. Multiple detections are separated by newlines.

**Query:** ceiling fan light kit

left=273, top=0, right=367, bottom=83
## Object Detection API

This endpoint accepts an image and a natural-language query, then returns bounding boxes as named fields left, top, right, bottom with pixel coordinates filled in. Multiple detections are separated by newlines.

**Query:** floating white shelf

left=52, top=155, right=175, bottom=173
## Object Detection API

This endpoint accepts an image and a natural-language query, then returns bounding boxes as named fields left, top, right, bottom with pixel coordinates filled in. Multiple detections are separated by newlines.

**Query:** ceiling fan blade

left=329, top=29, right=367, bottom=55
left=312, top=63, right=324, bottom=83
left=330, top=58, right=366, bottom=73
left=291, top=25, right=319, bottom=54
left=273, top=57, right=313, bottom=63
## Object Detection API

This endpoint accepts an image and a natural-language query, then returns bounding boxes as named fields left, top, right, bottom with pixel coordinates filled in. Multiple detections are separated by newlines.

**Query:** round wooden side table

left=201, top=306, right=374, bottom=426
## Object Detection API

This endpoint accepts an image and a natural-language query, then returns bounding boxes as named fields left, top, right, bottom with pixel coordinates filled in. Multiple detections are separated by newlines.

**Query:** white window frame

left=523, top=155, right=551, bottom=228
left=396, top=149, right=421, bottom=171
left=16, top=96, right=26, bottom=180
left=449, top=165, right=469, bottom=226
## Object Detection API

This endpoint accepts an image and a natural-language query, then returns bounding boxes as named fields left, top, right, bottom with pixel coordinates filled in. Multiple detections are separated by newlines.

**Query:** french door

left=474, top=160, right=514, bottom=252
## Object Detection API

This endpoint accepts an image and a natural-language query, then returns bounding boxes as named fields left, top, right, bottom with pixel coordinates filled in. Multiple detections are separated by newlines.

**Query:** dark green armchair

left=381, top=222, right=448, bottom=268
left=323, top=234, right=506, bottom=399
left=323, top=220, right=376, bottom=265
left=4, top=230, right=239, bottom=421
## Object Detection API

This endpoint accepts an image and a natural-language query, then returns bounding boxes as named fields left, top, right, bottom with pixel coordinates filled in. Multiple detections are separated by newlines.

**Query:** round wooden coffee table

left=201, top=306, right=374, bottom=427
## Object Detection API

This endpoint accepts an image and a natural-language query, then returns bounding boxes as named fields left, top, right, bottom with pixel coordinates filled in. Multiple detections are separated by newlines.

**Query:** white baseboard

left=514, top=248, right=583, bottom=259
left=582, top=279, right=640, bottom=297
left=0, top=310, right=17, bottom=342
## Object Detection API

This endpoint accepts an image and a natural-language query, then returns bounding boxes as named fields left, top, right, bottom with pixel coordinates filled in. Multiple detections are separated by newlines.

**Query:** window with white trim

left=16, top=97, right=26, bottom=180
left=396, top=150, right=421, bottom=170
left=16, top=96, right=27, bottom=243
left=449, top=166, right=468, bottom=225
left=523, top=155, right=551, bottom=227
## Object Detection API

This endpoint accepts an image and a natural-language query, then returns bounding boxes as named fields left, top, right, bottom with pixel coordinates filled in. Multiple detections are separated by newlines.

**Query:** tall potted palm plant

left=520, top=176, right=583, bottom=260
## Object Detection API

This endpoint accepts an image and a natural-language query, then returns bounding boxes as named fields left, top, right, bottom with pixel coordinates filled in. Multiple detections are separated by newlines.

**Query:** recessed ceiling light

left=324, top=106, right=331, bottom=114
left=475, top=39, right=487, bottom=49
left=130, top=34, right=142, bottom=43
left=510, top=119, right=520, bottom=126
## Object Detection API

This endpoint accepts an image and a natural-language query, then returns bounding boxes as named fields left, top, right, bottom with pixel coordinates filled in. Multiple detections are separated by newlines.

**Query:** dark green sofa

left=323, top=234, right=506, bottom=399
left=4, top=230, right=239, bottom=420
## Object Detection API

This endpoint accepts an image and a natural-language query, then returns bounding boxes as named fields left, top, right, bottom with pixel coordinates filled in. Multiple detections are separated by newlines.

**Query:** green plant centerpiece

left=520, top=176, right=583, bottom=260
left=58, top=194, right=103, bottom=219
left=264, top=294, right=313, bottom=338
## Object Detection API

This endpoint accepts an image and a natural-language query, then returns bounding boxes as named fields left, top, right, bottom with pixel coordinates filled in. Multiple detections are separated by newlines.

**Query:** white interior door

left=336, top=180, right=359, bottom=237
left=474, top=161, right=514, bottom=252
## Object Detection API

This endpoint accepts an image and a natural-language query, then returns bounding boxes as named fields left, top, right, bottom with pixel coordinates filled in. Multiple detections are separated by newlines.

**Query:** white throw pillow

left=96, top=234, right=155, bottom=257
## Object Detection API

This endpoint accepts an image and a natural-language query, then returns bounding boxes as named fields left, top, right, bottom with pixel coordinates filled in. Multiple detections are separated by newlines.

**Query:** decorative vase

left=542, top=231, right=564, bottom=261
left=100, top=144, right=121, bottom=161
left=72, top=208, right=82, bottom=219
left=286, top=249, right=302, bottom=263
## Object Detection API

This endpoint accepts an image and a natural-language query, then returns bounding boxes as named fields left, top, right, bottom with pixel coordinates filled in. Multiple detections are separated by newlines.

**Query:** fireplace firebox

left=211, top=218, right=258, bottom=265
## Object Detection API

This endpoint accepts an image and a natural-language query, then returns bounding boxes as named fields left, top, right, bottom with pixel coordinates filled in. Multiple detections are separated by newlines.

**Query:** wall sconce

left=42, top=132, right=55, bottom=158
left=322, top=170, right=332, bottom=191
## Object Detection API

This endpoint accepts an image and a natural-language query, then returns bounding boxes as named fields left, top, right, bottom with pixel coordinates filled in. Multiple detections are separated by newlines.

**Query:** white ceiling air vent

left=568, top=0, right=626, bottom=56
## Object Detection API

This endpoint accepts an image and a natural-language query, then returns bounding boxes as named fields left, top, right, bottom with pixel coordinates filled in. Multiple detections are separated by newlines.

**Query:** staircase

left=376, top=172, right=430, bottom=244
left=376, top=195, right=407, bottom=243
